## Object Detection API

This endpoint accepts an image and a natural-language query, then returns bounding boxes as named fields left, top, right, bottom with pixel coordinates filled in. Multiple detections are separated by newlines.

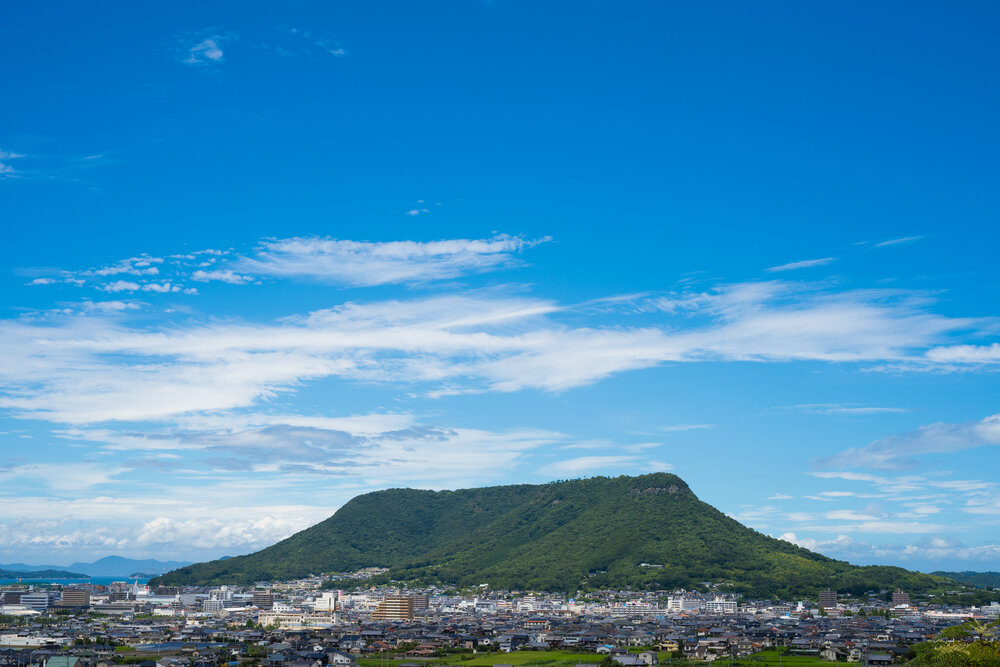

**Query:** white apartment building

left=202, top=599, right=225, bottom=613
left=667, top=595, right=703, bottom=613
left=311, top=592, right=337, bottom=612
left=19, top=594, right=53, bottom=612
left=705, top=596, right=737, bottom=614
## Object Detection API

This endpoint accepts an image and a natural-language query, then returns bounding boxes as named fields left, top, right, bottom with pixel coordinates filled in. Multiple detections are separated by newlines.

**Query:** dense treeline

left=904, top=621, right=1000, bottom=667
left=151, top=473, right=951, bottom=598
left=932, top=572, right=1000, bottom=590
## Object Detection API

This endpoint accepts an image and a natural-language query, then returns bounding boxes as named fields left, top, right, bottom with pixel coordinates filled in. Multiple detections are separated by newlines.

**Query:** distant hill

left=151, top=473, right=951, bottom=598
left=0, top=568, right=86, bottom=579
left=934, top=571, right=1000, bottom=589
left=67, top=556, right=192, bottom=577
left=1, top=556, right=191, bottom=577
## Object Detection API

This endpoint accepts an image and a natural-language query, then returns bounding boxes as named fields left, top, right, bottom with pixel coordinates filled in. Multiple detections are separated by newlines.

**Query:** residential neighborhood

left=2, top=573, right=997, bottom=667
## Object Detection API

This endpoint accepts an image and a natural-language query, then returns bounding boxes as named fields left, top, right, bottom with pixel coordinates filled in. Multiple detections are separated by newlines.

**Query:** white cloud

left=97, top=280, right=141, bottom=293
left=789, top=403, right=908, bottom=415
left=804, top=491, right=857, bottom=501
left=807, top=520, right=946, bottom=534
left=925, top=343, right=1000, bottom=364
left=964, top=496, right=1000, bottom=515
left=778, top=533, right=854, bottom=551
left=0, top=413, right=566, bottom=561
left=131, top=515, right=311, bottom=550
left=276, top=29, right=349, bottom=59
left=659, top=423, right=715, bottom=432
left=183, top=37, right=226, bottom=65
left=901, top=504, right=942, bottom=516
left=0, top=149, right=26, bottom=177
left=779, top=532, right=856, bottom=553
left=765, top=257, right=836, bottom=273
left=0, top=463, right=125, bottom=491
left=0, top=505, right=323, bottom=561
left=236, top=234, right=548, bottom=286
left=824, top=509, right=881, bottom=521
left=0, top=281, right=990, bottom=424
left=818, top=413, right=1000, bottom=470
left=808, top=471, right=930, bottom=494
left=80, top=300, right=142, bottom=312
left=779, top=532, right=1000, bottom=564
left=62, top=417, right=562, bottom=483
left=191, top=269, right=252, bottom=284
left=140, top=281, right=186, bottom=293
left=92, top=256, right=163, bottom=277
left=543, top=456, right=638, bottom=475
left=874, top=235, right=925, bottom=248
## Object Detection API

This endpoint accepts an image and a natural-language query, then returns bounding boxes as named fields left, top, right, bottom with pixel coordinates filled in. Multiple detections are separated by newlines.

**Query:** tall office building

left=59, top=589, right=91, bottom=607
left=371, top=596, right=415, bottom=620
left=0, top=592, right=24, bottom=605
left=109, top=581, right=132, bottom=602
left=252, top=590, right=275, bottom=610
left=818, top=589, right=837, bottom=608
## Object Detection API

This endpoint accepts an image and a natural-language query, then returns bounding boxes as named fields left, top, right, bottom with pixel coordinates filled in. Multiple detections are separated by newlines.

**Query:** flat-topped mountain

left=151, top=473, right=947, bottom=597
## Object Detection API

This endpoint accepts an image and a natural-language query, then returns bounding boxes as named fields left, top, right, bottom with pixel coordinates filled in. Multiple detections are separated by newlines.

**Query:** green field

left=359, top=649, right=839, bottom=667
left=359, top=650, right=607, bottom=667
left=736, top=650, right=839, bottom=667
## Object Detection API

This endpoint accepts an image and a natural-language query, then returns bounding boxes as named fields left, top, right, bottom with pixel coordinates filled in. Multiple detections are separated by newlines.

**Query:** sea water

left=0, top=576, right=150, bottom=586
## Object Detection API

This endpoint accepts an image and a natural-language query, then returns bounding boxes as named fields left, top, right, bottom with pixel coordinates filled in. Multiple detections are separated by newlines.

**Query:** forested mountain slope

left=152, top=473, right=948, bottom=597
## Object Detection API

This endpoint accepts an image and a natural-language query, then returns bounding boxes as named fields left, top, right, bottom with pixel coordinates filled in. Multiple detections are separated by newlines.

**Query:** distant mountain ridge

left=932, top=571, right=1000, bottom=589
left=0, top=556, right=191, bottom=577
left=0, top=568, right=87, bottom=579
left=151, top=473, right=950, bottom=598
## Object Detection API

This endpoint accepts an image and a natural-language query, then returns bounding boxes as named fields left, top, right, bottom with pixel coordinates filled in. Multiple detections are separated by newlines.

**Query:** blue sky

left=2, top=1, right=999, bottom=572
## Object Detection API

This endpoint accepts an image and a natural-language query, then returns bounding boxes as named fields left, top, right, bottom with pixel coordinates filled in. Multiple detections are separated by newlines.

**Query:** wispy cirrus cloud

left=787, top=403, right=909, bottom=415
left=804, top=491, right=858, bottom=501
left=817, top=413, right=1000, bottom=470
left=236, top=234, right=549, bottom=286
left=59, top=415, right=562, bottom=482
left=765, top=257, right=836, bottom=273
left=874, top=235, right=925, bottom=248
left=543, top=455, right=642, bottom=475
left=0, top=149, right=26, bottom=178
left=658, top=423, right=715, bottom=432
left=24, top=235, right=545, bottom=292
left=0, top=149, right=106, bottom=182
left=0, top=281, right=991, bottom=424
left=278, top=27, right=348, bottom=58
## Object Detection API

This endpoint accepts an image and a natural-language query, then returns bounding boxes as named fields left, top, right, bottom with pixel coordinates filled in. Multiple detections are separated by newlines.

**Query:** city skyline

left=2, top=1, right=999, bottom=571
